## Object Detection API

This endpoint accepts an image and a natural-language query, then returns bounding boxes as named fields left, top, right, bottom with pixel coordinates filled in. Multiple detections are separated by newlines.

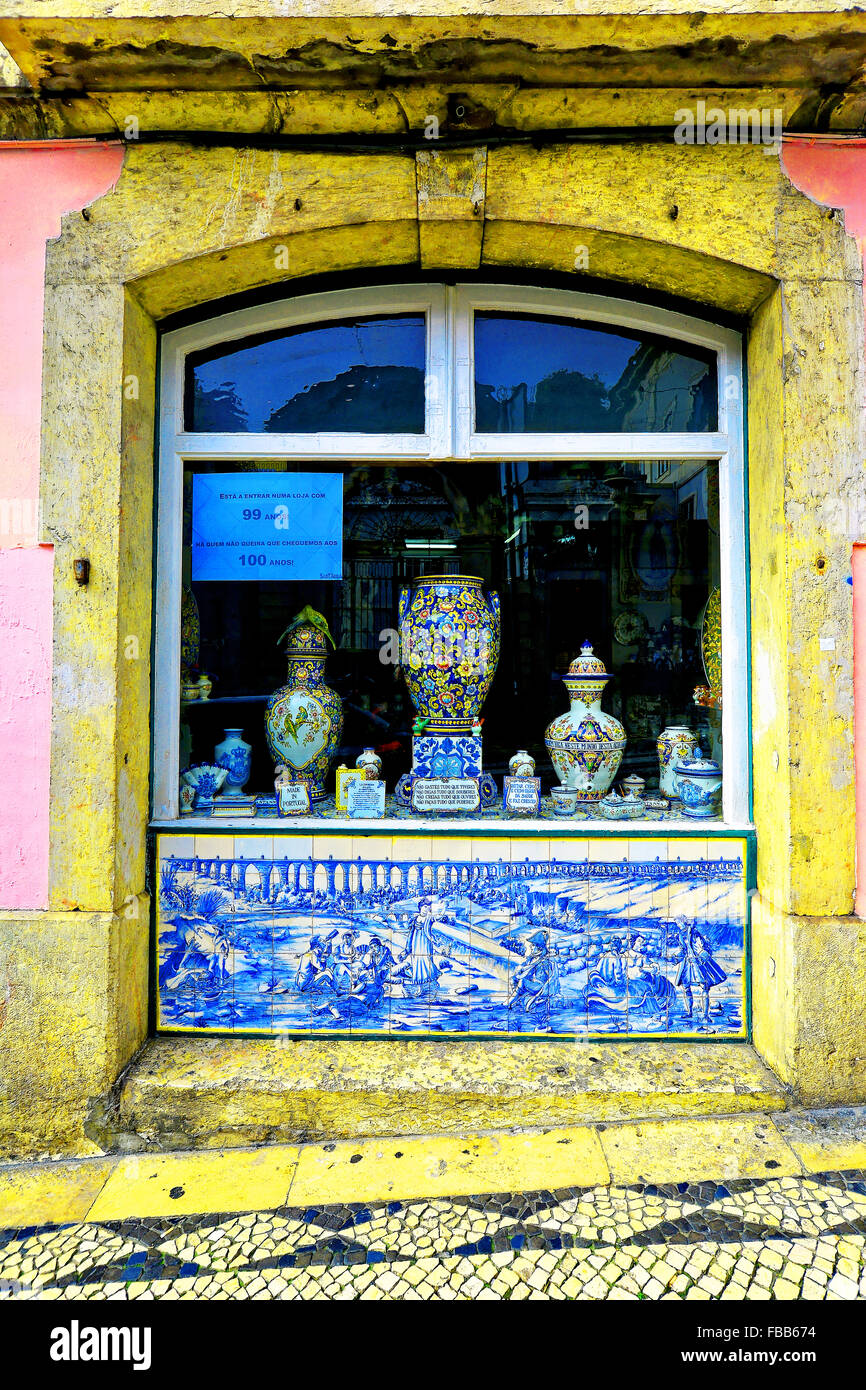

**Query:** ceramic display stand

left=395, top=732, right=497, bottom=815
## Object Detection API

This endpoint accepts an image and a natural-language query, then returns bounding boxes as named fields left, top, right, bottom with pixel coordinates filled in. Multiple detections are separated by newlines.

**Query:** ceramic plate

left=700, top=587, right=722, bottom=694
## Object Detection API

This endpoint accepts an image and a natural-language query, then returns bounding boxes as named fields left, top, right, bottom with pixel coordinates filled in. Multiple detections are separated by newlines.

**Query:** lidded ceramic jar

left=657, top=724, right=697, bottom=798
left=543, top=641, right=626, bottom=803
left=265, top=614, right=343, bottom=802
left=621, top=773, right=646, bottom=798
left=509, top=750, right=536, bottom=777
left=215, top=728, right=252, bottom=794
left=673, top=745, right=722, bottom=819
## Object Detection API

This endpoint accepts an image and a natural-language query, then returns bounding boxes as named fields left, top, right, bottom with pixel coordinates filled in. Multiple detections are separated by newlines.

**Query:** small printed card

left=278, top=783, right=311, bottom=816
left=346, top=778, right=386, bottom=818
left=503, top=776, right=541, bottom=816
left=410, top=776, right=481, bottom=815
left=335, top=766, right=364, bottom=811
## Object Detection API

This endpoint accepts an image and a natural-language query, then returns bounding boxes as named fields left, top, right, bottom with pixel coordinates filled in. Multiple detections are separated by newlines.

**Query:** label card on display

left=410, top=777, right=481, bottom=814
left=504, top=776, right=542, bottom=816
left=192, top=472, right=343, bottom=582
left=347, top=779, right=386, bottom=818
left=335, top=767, right=364, bottom=811
left=278, top=784, right=311, bottom=816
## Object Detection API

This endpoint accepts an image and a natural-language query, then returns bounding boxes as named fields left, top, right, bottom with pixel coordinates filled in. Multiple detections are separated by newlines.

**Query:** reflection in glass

left=474, top=313, right=717, bottom=432
left=185, top=315, right=426, bottom=432
left=180, top=458, right=721, bottom=797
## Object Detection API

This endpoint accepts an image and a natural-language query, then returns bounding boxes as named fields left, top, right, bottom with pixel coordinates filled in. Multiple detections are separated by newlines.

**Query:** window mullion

left=453, top=286, right=472, bottom=457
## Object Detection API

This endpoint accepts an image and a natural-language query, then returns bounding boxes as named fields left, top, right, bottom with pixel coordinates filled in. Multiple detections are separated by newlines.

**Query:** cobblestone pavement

left=1, top=1170, right=864, bottom=1301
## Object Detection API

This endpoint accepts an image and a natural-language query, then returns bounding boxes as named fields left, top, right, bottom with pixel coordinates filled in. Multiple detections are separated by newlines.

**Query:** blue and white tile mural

left=156, top=834, right=749, bottom=1039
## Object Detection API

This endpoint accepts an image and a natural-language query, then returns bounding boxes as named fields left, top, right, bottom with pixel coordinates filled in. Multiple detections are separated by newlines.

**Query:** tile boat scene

left=156, top=835, right=748, bottom=1039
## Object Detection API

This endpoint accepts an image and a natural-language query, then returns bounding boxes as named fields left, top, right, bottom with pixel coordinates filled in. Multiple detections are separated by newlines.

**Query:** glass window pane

left=185, top=314, right=426, bottom=432
left=179, top=457, right=721, bottom=805
left=474, top=312, right=717, bottom=432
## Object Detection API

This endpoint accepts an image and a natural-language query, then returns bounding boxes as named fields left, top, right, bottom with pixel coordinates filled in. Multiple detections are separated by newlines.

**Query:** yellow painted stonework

left=0, top=909, right=148, bottom=1157
left=117, top=1039, right=788, bottom=1151
left=0, top=17, right=864, bottom=1152
left=3, top=1108, right=866, bottom=1228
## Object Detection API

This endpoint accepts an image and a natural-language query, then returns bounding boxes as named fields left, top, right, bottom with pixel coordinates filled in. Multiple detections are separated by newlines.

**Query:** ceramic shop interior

left=152, top=283, right=750, bottom=1042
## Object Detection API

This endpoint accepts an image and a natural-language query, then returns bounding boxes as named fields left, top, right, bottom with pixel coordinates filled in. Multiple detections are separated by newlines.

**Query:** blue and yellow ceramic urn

left=398, top=574, right=500, bottom=735
left=265, top=610, right=343, bottom=802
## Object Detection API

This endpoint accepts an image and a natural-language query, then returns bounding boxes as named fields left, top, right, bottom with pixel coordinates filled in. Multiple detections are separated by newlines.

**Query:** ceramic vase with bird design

left=265, top=610, right=343, bottom=802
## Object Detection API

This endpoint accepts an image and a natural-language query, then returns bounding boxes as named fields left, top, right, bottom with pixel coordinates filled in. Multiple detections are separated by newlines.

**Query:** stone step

left=117, top=1038, right=789, bottom=1151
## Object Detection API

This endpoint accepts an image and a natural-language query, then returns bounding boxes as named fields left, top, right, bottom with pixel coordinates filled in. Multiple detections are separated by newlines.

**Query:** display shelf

left=153, top=793, right=747, bottom=836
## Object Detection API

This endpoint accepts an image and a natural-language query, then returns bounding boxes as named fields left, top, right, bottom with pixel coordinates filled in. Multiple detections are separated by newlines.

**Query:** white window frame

left=153, top=282, right=748, bottom=828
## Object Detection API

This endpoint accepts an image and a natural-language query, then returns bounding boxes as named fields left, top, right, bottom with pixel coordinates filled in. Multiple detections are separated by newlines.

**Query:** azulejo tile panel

left=155, top=833, right=749, bottom=1039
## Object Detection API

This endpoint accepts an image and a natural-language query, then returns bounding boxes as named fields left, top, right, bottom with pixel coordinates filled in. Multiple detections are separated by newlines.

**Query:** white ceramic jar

left=508, top=750, right=536, bottom=777
left=356, top=746, right=383, bottom=781
left=656, top=725, right=697, bottom=799
left=544, top=642, right=626, bottom=803
left=673, top=746, right=723, bottom=819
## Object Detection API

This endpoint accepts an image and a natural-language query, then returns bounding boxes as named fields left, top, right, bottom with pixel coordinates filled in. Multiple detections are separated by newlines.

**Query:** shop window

left=153, top=284, right=747, bottom=826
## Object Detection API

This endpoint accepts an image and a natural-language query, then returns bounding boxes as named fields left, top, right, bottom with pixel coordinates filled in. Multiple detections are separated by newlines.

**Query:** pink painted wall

left=783, top=138, right=866, bottom=917
left=0, top=142, right=122, bottom=910
left=783, top=139, right=866, bottom=337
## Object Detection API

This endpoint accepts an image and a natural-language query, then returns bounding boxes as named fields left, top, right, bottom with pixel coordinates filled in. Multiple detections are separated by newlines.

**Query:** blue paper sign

left=191, top=472, right=342, bottom=582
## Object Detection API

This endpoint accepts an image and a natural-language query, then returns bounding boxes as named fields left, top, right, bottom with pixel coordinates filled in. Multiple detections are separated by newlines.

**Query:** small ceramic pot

left=180, top=680, right=200, bottom=702
left=621, top=774, right=646, bottom=798
left=508, top=750, right=536, bottom=777
left=356, top=746, right=383, bottom=781
left=550, top=786, right=578, bottom=817
left=599, top=793, right=637, bottom=820
left=674, top=746, right=722, bottom=819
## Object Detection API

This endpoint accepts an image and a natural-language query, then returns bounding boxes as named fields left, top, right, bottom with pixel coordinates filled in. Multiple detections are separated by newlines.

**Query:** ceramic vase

left=265, top=622, right=343, bottom=802
left=356, top=746, right=383, bottom=780
left=214, top=728, right=252, bottom=794
left=674, top=745, right=723, bottom=819
left=398, top=574, right=500, bottom=734
left=657, top=725, right=698, bottom=798
left=509, top=750, right=536, bottom=777
left=544, top=642, right=626, bottom=803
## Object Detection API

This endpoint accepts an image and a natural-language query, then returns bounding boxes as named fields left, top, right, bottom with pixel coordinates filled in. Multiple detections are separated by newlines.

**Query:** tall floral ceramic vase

left=544, top=642, right=626, bottom=803
left=265, top=609, right=343, bottom=802
left=214, top=728, right=252, bottom=794
left=657, top=725, right=698, bottom=799
left=398, top=575, right=500, bottom=734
